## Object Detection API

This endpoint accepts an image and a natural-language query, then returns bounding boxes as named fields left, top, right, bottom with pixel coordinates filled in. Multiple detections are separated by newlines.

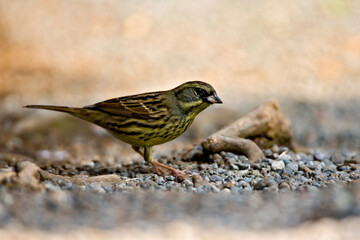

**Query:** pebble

left=283, top=167, right=293, bottom=175
left=224, top=181, right=233, bottom=189
left=313, top=150, right=327, bottom=161
left=230, top=164, right=239, bottom=170
left=209, top=175, right=223, bottom=182
left=184, top=144, right=204, bottom=161
left=331, top=153, right=345, bottom=166
left=192, top=174, right=203, bottom=184
left=287, top=162, right=299, bottom=172
left=279, top=181, right=291, bottom=190
left=263, top=149, right=273, bottom=158
left=237, top=169, right=249, bottom=177
left=254, top=177, right=270, bottom=190
left=271, top=160, right=285, bottom=171
left=236, top=162, right=250, bottom=170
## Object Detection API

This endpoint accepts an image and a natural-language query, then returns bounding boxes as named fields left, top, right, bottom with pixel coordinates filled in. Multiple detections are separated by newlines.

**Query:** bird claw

left=151, top=162, right=186, bottom=182
left=152, top=165, right=168, bottom=175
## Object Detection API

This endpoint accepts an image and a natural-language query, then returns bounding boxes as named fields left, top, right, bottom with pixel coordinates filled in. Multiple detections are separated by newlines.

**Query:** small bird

left=25, top=81, right=222, bottom=180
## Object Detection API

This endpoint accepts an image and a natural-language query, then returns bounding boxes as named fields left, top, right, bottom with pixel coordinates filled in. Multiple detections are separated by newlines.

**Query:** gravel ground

left=36, top=145, right=360, bottom=194
left=0, top=145, right=359, bottom=230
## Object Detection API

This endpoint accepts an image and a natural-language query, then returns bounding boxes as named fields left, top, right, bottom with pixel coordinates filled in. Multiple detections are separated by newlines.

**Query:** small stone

left=302, top=166, right=313, bottom=174
left=271, top=145, right=279, bottom=153
left=224, top=181, right=233, bottom=189
left=165, top=175, right=175, bottom=181
left=89, top=184, right=106, bottom=193
left=324, top=164, right=337, bottom=171
left=211, top=162, right=219, bottom=169
left=197, top=185, right=212, bottom=193
left=211, top=185, right=220, bottom=193
left=338, top=172, right=350, bottom=181
left=103, top=186, right=113, bottom=193
left=221, top=188, right=231, bottom=193
left=16, top=161, right=40, bottom=189
left=184, top=145, right=204, bottom=161
left=287, top=162, right=299, bottom=172
left=282, top=158, right=291, bottom=165
left=254, top=177, right=270, bottom=190
left=192, top=174, right=203, bottom=184
left=278, top=146, right=289, bottom=154
left=251, top=170, right=263, bottom=177
left=314, top=150, right=327, bottom=161
left=238, top=180, right=250, bottom=188
left=224, top=152, right=236, bottom=159
left=200, top=164, right=209, bottom=170
left=236, top=162, right=250, bottom=170
left=283, top=167, right=293, bottom=175
left=230, top=164, right=239, bottom=170
left=77, top=185, right=86, bottom=191
left=230, top=186, right=241, bottom=193
left=44, top=181, right=61, bottom=191
left=279, top=181, right=291, bottom=190
left=261, top=167, right=269, bottom=175
left=243, top=186, right=253, bottom=193
left=211, top=153, right=223, bottom=163
left=243, top=177, right=252, bottom=183
left=271, top=160, right=285, bottom=171
left=312, top=181, right=322, bottom=187
left=251, top=163, right=261, bottom=170
left=314, top=173, right=326, bottom=181
left=182, top=179, right=194, bottom=188
left=278, top=152, right=291, bottom=161
left=226, top=157, right=237, bottom=165
left=263, top=149, right=273, bottom=158
left=239, top=155, right=249, bottom=162
left=304, top=185, right=319, bottom=192
left=216, top=168, right=227, bottom=174
left=267, top=183, right=278, bottom=192
left=306, top=161, right=317, bottom=170
left=331, top=153, right=345, bottom=166
left=237, top=169, right=249, bottom=177
left=337, top=165, right=351, bottom=172
left=81, top=161, right=95, bottom=168
left=297, top=152, right=312, bottom=162
left=209, top=175, right=223, bottom=182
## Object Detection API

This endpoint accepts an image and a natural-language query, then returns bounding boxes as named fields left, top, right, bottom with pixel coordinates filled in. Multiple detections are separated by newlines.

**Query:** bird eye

left=194, top=88, right=208, bottom=97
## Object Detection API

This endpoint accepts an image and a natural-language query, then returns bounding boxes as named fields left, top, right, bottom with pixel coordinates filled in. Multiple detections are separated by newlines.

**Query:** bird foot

left=151, top=161, right=186, bottom=182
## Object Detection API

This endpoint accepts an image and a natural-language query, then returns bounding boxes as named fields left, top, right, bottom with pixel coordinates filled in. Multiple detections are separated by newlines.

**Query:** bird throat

left=180, top=100, right=209, bottom=118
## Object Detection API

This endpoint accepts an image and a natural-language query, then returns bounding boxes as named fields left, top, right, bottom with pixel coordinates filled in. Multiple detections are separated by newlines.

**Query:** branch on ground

left=202, top=99, right=293, bottom=162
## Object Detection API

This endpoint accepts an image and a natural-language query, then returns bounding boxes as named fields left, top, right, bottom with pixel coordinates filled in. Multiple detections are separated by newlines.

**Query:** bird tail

left=24, top=105, right=85, bottom=114
left=24, top=104, right=108, bottom=126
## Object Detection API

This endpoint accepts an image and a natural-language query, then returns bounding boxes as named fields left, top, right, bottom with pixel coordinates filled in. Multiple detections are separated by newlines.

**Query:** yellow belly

left=107, top=116, right=193, bottom=147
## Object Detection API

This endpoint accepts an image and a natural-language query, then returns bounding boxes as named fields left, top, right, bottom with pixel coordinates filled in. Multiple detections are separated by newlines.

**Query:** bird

left=24, top=81, right=222, bottom=180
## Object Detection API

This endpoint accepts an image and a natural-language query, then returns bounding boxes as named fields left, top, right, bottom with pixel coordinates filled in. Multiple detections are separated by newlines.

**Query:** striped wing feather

left=84, top=92, right=169, bottom=121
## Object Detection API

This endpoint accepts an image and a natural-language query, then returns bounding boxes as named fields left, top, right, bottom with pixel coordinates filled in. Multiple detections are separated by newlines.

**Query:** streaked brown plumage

left=25, top=81, right=222, bottom=180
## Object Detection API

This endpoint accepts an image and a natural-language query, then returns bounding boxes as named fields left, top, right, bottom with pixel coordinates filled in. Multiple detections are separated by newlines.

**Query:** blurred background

left=0, top=0, right=360, bottom=151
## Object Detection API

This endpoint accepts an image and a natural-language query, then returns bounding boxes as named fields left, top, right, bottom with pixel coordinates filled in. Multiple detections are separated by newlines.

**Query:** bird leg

left=132, top=146, right=167, bottom=175
left=132, top=146, right=144, bottom=157
left=143, top=146, right=186, bottom=181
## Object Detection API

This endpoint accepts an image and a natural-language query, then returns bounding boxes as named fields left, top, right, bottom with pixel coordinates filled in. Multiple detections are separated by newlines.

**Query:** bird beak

left=206, top=93, right=223, bottom=104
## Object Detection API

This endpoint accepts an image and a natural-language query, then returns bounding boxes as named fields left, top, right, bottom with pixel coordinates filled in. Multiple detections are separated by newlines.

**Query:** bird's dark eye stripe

left=195, top=88, right=208, bottom=97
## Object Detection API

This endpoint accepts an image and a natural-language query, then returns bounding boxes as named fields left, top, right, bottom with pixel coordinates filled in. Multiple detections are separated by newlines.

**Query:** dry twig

left=202, top=99, right=293, bottom=162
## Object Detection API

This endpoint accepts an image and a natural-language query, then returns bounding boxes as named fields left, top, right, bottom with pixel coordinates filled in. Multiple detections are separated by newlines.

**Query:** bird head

left=173, top=81, right=222, bottom=115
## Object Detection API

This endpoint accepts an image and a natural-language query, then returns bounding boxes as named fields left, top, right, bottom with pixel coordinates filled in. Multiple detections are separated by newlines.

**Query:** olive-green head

left=172, top=81, right=222, bottom=115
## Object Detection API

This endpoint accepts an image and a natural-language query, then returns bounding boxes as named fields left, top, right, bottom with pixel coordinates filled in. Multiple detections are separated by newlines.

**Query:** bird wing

left=84, top=92, right=169, bottom=120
